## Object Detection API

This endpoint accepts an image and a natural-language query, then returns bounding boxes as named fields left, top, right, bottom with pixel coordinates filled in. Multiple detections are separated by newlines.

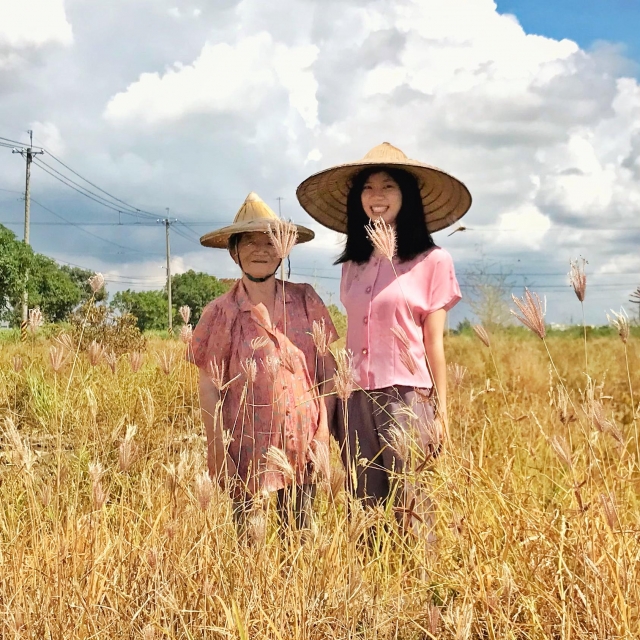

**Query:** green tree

left=0, top=224, right=33, bottom=322
left=171, top=270, right=233, bottom=325
left=111, top=289, right=168, bottom=331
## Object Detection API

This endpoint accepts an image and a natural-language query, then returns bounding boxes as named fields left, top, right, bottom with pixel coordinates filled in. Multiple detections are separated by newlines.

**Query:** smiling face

left=360, top=171, right=403, bottom=225
left=231, top=231, right=280, bottom=280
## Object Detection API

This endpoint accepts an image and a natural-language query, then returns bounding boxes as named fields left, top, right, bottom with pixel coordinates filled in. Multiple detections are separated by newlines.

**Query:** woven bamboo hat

left=200, top=192, right=315, bottom=249
left=296, top=142, right=472, bottom=234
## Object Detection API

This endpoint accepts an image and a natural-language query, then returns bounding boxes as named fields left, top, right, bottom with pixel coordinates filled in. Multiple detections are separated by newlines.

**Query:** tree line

left=0, top=223, right=233, bottom=330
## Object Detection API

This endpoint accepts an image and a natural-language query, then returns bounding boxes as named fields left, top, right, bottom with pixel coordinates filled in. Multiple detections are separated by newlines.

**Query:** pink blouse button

left=362, top=348, right=368, bottom=355
left=363, top=317, right=368, bottom=324
left=365, top=286, right=372, bottom=293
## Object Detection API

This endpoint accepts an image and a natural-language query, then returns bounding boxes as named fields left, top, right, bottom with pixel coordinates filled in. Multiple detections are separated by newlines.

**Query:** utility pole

left=158, top=209, right=174, bottom=333
left=276, top=197, right=284, bottom=216
left=12, top=130, right=43, bottom=325
left=630, top=287, right=640, bottom=324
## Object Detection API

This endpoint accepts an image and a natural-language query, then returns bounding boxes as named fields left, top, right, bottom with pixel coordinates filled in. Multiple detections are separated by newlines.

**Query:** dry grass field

left=1, top=315, right=639, bottom=638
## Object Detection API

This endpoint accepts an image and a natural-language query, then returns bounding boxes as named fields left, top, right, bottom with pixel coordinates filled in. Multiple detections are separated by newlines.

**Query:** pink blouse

left=340, top=247, right=461, bottom=391
left=190, top=280, right=337, bottom=494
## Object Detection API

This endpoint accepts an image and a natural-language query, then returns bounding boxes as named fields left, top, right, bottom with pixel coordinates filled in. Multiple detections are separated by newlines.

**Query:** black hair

left=334, top=166, right=435, bottom=265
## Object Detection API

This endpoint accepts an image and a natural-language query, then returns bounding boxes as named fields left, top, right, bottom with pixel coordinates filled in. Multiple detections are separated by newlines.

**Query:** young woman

left=190, top=192, right=337, bottom=532
left=296, top=143, right=471, bottom=537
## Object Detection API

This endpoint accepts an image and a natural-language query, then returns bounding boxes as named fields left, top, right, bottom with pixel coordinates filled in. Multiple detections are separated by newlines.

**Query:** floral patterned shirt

left=191, top=279, right=337, bottom=493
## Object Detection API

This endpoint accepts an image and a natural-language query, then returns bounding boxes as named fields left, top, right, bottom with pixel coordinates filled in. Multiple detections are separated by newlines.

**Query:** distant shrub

left=69, top=301, right=145, bottom=355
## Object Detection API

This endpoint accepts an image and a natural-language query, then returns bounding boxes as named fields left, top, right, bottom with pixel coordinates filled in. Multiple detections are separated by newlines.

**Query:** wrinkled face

left=360, top=171, right=402, bottom=225
left=231, top=231, right=280, bottom=280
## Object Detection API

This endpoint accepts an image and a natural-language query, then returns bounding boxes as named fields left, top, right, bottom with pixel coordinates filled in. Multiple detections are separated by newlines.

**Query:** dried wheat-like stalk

left=157, top=350, right=175, bottom=375
left=207, top=357, right=226, bottom=391
left=179, top=305, right=191, bottom=324
left=250, top=336, right=270, bottom=351
left=472, top=324, right=491, bottom=348
left=308, top=440, right=331, bottom=483
left=600, top=492, right=619, bottom=531
left=194, top=470, right=214, bottom=511
left=366, top=218, right=396, bottom=261
left=385, top=424, right=411, bottom=463
left=129, top=350, right=145, bottom=373
left=448, top=362, right=467, bottom=389
left=88, top=272, right=105, bottom=293
left=241, top=357, right=257, bottom=383
left=311, top=318, right=329, bottom=356
left=391, top=325, right=418, bottom=375
left=142, top=624, right=157, bottom=640
left=268, top=218, right=298, bottom=260
left=49, top=345, right=67, bottom=373
left=179, top=324, right=193, bottom=344
left=54, top=332, right=75, bottom=354
left=88, top=462, right=108, bottom=509
left=568, top=258, right=587, bottom=302
left=333, top=349, right=355, bottom=401
left=3, top=416, right=36, bottom=474
left=264, top=355, right=281, bottom=379
left=607, top=308, right=630, bottom=344
left=265, top=446, right=295, bottom=483
left=11, top=355, right=23, bottom=373
left=511, top=289, right=546, bottom=339
left=87, top=340, right=105, bottom=366
left=549, top=435, right=573, bottom=468
left=104, top=350, right=117, bottom=374
left=28, top=307, right=44, bottom=333
left=118, top=424, right=138, bottom=473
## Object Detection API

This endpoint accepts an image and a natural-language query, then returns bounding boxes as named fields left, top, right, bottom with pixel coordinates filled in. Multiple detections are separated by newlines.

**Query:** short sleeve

left=425, top=249, right=462, bottom=315
left=189, top=300, right=232, bottom=370
left=303, top=284, right=339, bottom=344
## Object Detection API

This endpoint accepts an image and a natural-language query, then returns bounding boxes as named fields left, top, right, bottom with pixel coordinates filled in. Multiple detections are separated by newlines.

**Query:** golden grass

left=1, top=331, right=639, bottom=638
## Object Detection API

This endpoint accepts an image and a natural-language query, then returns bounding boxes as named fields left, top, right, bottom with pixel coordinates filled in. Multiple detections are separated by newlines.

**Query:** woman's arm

left=422, top=308, right=449, bottom=438
left=199, top=369, right=235, bottom=480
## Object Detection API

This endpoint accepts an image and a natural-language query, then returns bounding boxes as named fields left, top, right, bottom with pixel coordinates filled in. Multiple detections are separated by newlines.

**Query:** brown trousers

left=335, top=385, right=441, bottom=539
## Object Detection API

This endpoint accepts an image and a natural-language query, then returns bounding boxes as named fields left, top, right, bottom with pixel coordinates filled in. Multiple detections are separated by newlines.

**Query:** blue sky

left=496, top=0, right=640, bottom=64
left=2, top=0, right=640, bottom=327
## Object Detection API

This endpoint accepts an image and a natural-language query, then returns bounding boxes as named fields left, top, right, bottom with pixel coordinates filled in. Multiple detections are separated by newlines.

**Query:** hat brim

left=200, top=219, right=315, bottom=249
left=296, top=159, right=472, bottom=234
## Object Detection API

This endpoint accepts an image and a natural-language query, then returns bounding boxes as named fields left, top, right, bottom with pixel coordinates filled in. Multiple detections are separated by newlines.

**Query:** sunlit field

left=1, top=317, right=639, bottom=638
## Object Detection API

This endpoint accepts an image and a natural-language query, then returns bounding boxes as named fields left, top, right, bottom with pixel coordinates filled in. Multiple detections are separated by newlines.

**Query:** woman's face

left=231, top=232, right=280, bottom=280
left=360, top=171, right=402, bottom=225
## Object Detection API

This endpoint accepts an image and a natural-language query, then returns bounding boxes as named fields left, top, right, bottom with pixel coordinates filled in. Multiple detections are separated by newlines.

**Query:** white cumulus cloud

left=0, top=0, right=72, bottom=49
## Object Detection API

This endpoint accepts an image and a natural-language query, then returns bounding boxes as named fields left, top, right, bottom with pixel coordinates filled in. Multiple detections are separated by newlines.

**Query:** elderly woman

left=191, top=193, right=337, bottom=531
left=297, top=143, right=471, bottom=538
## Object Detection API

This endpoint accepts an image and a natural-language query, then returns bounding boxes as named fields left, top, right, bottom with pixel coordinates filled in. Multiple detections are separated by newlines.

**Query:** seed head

left=179, top=324, right=193, bottom=344
left=549, top=435, right=573, bottom=468
left=600, top=492, right=619, bottom=531
left=448, top=362, right=467, bottom=389
left=264, top=355, right=281, bottom=379
left=157, top=350, right=175, bottom=375
left=333, top=349, right=355, bottom=401
left=250, top=336, right=270, bottom=351
left=118, top=424, right=138, bottom=473
left=511, top=289, right=546, bottom=339
left=265, top=446, right=296, bottom=483
left=241, top=357, right=257, bottom=383
left=391, top=325, right=418, bottom=375
left=308, top=440, right=331, bottom=483
left=569, top=258, right=587, bottom=302
left=179, top=305, right=191, bottom=324
left=366, top=218, right=396, bottom=261
left=28, top=307, right=44, bottom=333
left=267, top=218, right=298, bottom=260
left=472, top=324, right=491, bottom=348
left=104, top=350, right=117, bottom=374
left=87, top=340, right=105, bottom=366
left=194, top=470, right=214, bottom=511
left=54, top=332, right=75, bottom=354
left=129, top=351, right=145, bottom=373
left=606, top=308, right=630, bottom=344
left=11, top=355, right=23, bottom=373
left=207, top=357, right=225, bottom=391
left=88, top=272, right=105, bottom=294
left=311, top=318, right=329, bottom=356
left=88, top=461, right=108, bottom=509
left=3, top=416, right=36, bottom=474
left=49, top=346, right=67, bottom=373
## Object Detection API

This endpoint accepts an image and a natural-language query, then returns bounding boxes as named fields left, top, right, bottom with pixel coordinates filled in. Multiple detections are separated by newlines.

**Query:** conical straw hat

left=296, top=142, right=472, bottom=234
left=200, top=192, right=315, bottom=249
